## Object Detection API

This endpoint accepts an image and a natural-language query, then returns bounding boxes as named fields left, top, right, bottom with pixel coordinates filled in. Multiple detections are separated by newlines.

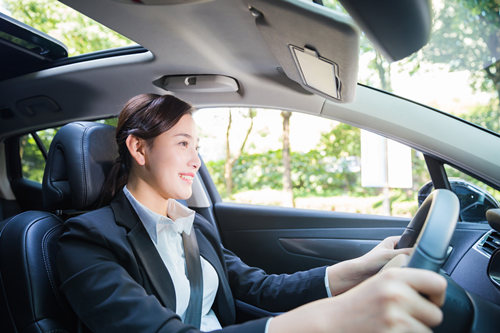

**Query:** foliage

left=460, top=100, right=500, bottom=133
left=318, top=123, right=360, bottom=158
left=207, top=148, right=367, bottom=199
left=207, top=123, right=382, bottom=199
left=1, top=0, right=134, bottom=56
left=422, top=0, right=500, bottom=103
left=20, top=128, right=58, bottom=182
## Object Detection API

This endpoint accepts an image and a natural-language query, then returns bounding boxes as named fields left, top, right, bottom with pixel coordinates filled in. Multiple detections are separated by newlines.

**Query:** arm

left=269, top=267, right=446, bottom=333
left=326, top=236, right=412, bottom=295
left=223, top=247, right=329, bottom=312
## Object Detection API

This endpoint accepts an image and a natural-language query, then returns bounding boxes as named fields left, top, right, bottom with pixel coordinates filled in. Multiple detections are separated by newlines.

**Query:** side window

left=194, top=108, right=430, bottom=218
left=19, top=128, right=57, bottom=183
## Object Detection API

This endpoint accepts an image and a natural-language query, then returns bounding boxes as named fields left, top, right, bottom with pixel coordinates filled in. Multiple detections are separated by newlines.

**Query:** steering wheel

left=394, top=189, right=500, bottom=332
left=396, top=189, right=459, bottom=272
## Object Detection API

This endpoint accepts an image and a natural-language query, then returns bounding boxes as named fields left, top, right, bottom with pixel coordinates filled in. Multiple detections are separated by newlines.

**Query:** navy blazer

left=57, top=191, right=328, bottom=332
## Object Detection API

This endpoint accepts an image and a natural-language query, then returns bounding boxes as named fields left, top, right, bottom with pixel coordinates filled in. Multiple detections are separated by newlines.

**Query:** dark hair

left=100, top=93, right=194, bottom=205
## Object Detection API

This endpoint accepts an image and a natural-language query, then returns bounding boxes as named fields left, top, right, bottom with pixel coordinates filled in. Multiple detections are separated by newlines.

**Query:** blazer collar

left=110, top=191, right=177, bottom=311
left=110, top=191, right=235, bottom=324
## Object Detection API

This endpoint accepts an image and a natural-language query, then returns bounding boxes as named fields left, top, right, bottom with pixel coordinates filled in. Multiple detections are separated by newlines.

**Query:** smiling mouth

left=179, top=174, right=194, bottom=182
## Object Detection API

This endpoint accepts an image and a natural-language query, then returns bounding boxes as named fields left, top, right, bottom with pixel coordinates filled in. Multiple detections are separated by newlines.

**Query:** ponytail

left=99, top=157, right=128, bottom=206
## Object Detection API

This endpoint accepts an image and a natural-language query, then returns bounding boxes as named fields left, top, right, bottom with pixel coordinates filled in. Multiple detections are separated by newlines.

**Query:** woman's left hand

left=326, top=236, right=412, bottom=296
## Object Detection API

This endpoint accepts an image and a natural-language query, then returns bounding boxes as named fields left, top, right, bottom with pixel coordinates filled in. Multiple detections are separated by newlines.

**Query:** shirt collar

left=123, top=186, right=196, bottom=243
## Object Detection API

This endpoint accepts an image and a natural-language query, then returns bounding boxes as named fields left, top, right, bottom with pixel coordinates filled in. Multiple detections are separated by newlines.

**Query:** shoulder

left=193, top=213, right=220, bottom=241
left=62, top=206, right=126, bottom=243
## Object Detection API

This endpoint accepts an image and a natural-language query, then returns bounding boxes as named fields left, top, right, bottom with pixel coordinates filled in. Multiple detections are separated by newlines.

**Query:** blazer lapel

left=196, top=227, right=235, bottom=326
left=110, top=191, right=176, bottom=311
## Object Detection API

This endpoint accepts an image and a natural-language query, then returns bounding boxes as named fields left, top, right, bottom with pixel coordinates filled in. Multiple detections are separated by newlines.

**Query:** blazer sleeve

left=223, top=247, right=328, bottom=312
left=193, top=214, right=328, bottom=313
left=57, top=208, right=270, bottom=333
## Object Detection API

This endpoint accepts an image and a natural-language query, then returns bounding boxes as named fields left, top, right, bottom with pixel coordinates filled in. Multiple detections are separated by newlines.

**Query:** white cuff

left=264, top=317, right=272, bottom=333
left=324, top=268, right=333, bottom=297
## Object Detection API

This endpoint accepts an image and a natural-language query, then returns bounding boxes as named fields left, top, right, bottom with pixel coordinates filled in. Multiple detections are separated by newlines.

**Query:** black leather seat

left=0, top=122, right=117, bottom=333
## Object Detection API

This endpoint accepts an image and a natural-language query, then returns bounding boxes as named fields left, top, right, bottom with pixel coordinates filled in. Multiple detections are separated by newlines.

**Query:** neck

left=126, top=175, right=168, bottom=216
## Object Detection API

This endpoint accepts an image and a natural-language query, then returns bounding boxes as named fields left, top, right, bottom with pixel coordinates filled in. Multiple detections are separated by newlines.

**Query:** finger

left=393, top=310, right=434, bottom=333
left=382, top=235, right=401, bottom=248
left=400, top=283, right=444, bottom=328
left=393, top=247, right=413, bottom=256
left=389, top=268, right=447, bottom=307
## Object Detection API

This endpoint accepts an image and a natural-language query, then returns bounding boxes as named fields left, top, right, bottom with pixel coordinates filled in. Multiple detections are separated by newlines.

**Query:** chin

left=176, top=190, right=192, bottom=201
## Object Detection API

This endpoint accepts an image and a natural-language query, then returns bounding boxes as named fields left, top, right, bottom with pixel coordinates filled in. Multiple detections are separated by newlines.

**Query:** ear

left=125, top=135, right=147, bottom=166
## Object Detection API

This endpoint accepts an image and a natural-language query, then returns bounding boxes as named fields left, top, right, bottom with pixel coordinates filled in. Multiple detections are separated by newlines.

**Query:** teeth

left=180, top=174, right=193, bottom=181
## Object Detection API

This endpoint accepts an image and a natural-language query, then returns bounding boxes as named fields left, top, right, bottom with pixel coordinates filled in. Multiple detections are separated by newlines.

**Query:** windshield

left=0, top=0, right=135, bottom=57
left=325, top=0, right=500, bottom=134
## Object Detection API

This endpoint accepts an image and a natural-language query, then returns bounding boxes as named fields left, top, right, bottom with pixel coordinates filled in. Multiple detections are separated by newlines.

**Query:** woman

left=57, top=93, right=446, bottom=333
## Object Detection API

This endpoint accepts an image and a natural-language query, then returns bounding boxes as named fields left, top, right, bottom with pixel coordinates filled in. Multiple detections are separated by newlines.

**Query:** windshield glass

left=325, top=0, right=500, bottom=134
left=0, top=0, right=135, bottom=57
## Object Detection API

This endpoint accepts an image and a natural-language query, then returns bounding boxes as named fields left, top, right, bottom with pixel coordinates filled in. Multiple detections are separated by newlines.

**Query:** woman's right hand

left=268, top=267, right=447, bottom=333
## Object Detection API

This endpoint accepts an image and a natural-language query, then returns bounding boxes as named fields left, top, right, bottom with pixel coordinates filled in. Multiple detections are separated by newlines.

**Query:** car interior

left=1, top=0, right=500, bottom=332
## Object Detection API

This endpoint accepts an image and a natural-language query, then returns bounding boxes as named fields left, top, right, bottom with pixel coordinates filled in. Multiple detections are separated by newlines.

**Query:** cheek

left=155, top=155, right=182, bottom=180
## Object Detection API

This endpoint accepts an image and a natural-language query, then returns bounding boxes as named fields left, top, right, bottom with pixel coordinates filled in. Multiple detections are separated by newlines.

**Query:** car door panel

left=214, top=202, right=490, bottom=276
left=214, top=202, right=409, bottom=274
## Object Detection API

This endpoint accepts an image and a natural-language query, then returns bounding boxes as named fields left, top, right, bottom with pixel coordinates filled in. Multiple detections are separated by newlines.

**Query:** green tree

left=318, top=122, right=360, bottom=158
left=20, top=128, right=58, bottom=182
left=422, top=0, right=499, bottom=106
left=316, top=123, right=361, bottom=191
left=281, top=111, right=295, bottom=207
left=224, top=109, right=256, bottom=197
left=461, top=99, right=500, bottom=133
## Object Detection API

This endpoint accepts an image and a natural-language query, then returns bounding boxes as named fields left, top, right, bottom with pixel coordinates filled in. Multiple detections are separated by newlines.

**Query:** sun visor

left=245, top=0, right=359, bottom=103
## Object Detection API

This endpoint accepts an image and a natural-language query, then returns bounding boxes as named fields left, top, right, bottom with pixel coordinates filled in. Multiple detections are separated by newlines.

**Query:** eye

left=179, top=141, right=189, bottom=147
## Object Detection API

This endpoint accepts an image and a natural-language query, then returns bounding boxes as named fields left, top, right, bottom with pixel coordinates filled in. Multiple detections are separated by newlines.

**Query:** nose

left=190, top=151, right=201, bottom=171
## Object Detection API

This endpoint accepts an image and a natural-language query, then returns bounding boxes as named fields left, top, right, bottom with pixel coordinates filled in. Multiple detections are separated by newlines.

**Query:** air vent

left=478, top=231, right=500, bottom=256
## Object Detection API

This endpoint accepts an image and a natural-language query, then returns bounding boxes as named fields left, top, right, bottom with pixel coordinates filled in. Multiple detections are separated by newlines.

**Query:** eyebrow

left=174, top=133, right=200, bottom=142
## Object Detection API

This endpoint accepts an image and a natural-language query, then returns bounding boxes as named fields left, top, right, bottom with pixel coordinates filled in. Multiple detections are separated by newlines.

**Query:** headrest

left=42, top=122, right=118, bottom=211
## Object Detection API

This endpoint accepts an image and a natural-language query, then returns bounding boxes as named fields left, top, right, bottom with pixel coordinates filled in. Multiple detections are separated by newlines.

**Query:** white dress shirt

left=123, top=186, right=222, bottom=331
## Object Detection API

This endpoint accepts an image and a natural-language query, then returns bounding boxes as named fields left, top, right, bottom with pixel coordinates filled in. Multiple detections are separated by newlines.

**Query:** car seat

left=0, top=122, right=117, bottom=332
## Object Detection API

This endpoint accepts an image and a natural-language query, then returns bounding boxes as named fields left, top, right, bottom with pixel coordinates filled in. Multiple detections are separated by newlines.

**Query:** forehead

left=166, top=113, right=198, bottom=138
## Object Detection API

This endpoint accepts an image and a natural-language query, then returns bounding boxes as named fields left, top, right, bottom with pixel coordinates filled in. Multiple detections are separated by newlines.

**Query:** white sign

left=360, top=130, right=413, bottom=188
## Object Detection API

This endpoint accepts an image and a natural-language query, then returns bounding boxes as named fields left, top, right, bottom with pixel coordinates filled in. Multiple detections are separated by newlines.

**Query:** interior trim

left=279, top=237, right=379, bottom=261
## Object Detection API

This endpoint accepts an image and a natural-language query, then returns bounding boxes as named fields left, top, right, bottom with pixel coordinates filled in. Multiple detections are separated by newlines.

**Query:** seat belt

left=182, top=229, right=203, bottom=329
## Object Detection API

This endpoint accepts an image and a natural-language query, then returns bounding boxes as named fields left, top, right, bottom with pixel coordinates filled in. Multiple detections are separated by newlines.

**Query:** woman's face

left=141, top=113, right=200, bottom=201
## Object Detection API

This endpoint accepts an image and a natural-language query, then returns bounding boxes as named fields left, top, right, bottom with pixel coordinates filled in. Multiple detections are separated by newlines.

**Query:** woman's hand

left=269, top=267, right=447, bottom=333
left=327, top=236, right=412, bottom=296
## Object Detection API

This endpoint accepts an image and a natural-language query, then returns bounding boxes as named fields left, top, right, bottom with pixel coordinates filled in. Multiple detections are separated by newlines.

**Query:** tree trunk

left=375, top=51, right=392, bottom=92
left=484, top=59, right=500, bottom=109
left=224, top=109, right=256, bottom=197
left=224, top=110, right=233, bottom=196
left=281, top=111, right=295, bottom=207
